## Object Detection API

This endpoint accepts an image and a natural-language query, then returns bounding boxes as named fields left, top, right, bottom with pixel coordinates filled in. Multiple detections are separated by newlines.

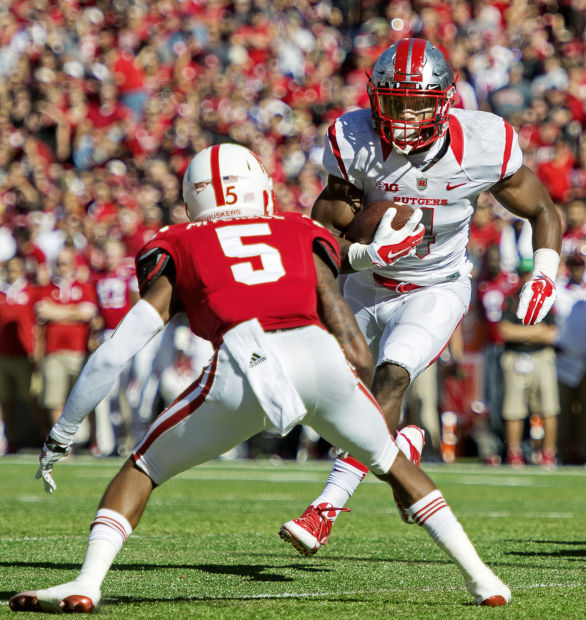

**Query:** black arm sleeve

left=136, top=248, right=176, bottom=296
left=313, top=238, right=340, bottom=278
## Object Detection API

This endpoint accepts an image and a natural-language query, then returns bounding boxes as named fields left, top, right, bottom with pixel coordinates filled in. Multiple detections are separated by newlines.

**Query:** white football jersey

left=323, top=107, right=523, bottom=285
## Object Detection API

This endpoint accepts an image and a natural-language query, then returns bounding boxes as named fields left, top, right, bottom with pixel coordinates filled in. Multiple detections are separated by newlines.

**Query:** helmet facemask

left=368, top=82, right=455, bottom=154
left=367, top=38, right=456, bottom=155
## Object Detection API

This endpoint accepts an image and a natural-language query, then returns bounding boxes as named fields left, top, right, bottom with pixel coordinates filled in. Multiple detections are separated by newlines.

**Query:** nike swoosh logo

left=446, top=182, right=466, bottom=191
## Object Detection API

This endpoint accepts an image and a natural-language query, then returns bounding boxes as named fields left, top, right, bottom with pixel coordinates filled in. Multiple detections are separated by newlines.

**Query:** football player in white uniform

left=280, top=38, right=562, bottom=554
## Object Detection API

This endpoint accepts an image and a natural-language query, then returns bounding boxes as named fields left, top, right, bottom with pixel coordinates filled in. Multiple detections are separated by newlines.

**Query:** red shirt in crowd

left=36, top=279, right=98, bottom=354
left=0, top=277, right=38, bottom=356
left=477, top=271, right=520, bottom=344
left=93, top=262, right=139, bottom=330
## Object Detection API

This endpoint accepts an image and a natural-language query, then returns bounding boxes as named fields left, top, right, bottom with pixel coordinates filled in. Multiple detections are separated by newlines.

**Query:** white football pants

left=343, top=271, right=471, bottom=381
left=133, top=325, right=398, bottom=484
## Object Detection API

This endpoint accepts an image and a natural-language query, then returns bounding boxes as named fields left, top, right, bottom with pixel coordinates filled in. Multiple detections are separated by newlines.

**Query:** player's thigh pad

left=271, top=326, right=398, bottom=475
left=133, top=349, right=267, bottom=484
left=377, top=278, right=470, bottom=379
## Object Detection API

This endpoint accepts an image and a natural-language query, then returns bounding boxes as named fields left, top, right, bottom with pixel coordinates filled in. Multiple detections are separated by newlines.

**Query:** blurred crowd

left=0, top=0, right=585, bottom=465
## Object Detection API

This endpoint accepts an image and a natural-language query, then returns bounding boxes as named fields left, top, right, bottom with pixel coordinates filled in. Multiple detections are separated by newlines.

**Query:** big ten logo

left=375, top=181, right=399, bottom=192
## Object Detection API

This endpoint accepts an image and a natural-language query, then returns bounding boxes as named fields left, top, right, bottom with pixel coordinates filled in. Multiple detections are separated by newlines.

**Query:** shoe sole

left=9, top=592, right=94, bottom=613
left=279, top=525, right=318, bottom=556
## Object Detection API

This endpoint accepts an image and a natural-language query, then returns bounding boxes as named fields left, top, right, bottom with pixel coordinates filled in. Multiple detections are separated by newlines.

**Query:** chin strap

left=392, top=142, right=414, bottom=155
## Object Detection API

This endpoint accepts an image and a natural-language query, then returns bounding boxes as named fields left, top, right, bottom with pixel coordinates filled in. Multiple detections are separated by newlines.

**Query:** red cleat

left=9, top=591, right=95, bottom=613
left=481, top=595, right=508, bottom=607
left=61, top=595, right=95, bottom=613
left=9, top=592, right=42, bottom=612
left=279, top=503, right=349, bottom=556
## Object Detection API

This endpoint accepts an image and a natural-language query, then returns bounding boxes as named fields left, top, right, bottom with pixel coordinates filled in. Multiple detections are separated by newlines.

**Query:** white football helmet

left=367, top=38, right=456, bottom=154
left=183, top=143, right=275, bottom=221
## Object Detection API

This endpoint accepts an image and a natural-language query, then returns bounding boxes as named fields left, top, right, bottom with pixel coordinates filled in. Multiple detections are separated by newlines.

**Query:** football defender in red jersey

left=11, top=144, right=509, bottom=613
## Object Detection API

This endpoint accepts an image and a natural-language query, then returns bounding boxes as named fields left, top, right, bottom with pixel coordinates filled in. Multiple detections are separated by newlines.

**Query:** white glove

left=516, top=273, right=557, bottom=325
left=516, top=249, right=560, bottom=326
left=35, top=437, right=72, bottom=494
left=348, top=208, right=425, bottom=270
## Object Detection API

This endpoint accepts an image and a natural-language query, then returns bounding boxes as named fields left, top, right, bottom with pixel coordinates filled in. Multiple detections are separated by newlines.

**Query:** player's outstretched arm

left=491, top=165, right=562, bottom=325
left=313, top=253, right=373, bottom=385
left=37, top=276, right=172, bottom=494
left=311, top=175, right=363, bottom=273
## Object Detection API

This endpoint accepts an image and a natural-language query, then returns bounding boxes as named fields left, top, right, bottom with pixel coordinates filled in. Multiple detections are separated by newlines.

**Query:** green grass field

left=1, top=456, right=585, bottom=619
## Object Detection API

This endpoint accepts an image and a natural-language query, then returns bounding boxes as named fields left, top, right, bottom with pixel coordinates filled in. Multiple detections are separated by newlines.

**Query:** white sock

left=406, top=490, right=492, bottom=583
left=312, top=456, right=368, bottom=521
left=76, top=508, right=133, bottom=589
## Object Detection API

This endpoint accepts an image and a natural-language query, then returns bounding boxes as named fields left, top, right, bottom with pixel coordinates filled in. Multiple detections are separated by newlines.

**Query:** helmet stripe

left=409, top=38, right=426, bottom=81
left=393, top=39, right=410, bottom=81
left=210, top=145, right=226, bottom=207
left=393, top=38, right=426, bottom=83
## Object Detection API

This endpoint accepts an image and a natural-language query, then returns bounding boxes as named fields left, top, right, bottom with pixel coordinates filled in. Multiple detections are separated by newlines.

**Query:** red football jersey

left=36, top=279, right=98, bottom=354
left=477, top=271, right=520, bottom=344
left=136, top=213, right=340, bottom=346
left=94, top=264, right=139, bottom=330
left=0, top=280, right=38, bottom=356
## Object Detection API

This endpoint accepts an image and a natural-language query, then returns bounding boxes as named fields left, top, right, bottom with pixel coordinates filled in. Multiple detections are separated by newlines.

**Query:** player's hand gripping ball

left=344, top=201, right=418, bottom=244
left=345, top=201, right=425, bottom=268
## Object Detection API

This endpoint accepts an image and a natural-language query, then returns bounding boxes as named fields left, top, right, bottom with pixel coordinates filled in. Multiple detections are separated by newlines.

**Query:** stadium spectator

left=555, top=250, right=586, bottom=331
left=0, top=256, right=47, bottom=452
left=13, top=225, right=50, bottom=286
left=476, top=245, right=520, bottom=462
left=555, top=300, right=586, bottom=465
left=561, top=198, right=586, bottom=257
left=91, top=239, right=140, bottom=456
left=498, top=262, right=560, bottom=467
left=536, top=138, right=576, bottom=205
left=35, top=247, right=98, bottom=429
left=467, top=194, right=503, bottom=275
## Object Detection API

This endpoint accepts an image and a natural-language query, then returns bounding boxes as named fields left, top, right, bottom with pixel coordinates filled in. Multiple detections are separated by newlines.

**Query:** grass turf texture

left=1, top=457, right=585, bottom=619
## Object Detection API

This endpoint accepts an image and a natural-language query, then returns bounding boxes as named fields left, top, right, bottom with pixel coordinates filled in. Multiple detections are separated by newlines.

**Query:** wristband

left=45, top=436, right=70, bottom=453
left=532, top=248, right=560, bottom=281
left=347, top=243, right=373, bottom=271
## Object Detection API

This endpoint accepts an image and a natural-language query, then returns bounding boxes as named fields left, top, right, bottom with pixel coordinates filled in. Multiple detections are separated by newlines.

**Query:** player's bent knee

left=373, top=363, right=410, bottom=395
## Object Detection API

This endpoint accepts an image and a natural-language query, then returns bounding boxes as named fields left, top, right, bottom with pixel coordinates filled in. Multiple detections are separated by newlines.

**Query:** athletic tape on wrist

left=532, top=248, right=560, bottom=281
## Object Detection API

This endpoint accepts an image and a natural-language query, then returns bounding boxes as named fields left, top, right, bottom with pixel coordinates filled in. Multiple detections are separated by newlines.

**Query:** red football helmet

left=367, top=38, right=456, bottom=154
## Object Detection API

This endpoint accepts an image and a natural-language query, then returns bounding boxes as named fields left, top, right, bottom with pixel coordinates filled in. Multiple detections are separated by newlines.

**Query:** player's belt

left=372, top=273, right=422, bottom=293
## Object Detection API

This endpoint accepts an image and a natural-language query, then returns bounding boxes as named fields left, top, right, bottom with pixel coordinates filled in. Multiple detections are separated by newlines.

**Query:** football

left=343, top=201, right=415, bottom=244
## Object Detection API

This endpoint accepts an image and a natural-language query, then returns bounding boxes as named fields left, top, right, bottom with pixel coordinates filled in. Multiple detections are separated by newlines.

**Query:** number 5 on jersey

left=216, top=223, right=286, bottom=285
